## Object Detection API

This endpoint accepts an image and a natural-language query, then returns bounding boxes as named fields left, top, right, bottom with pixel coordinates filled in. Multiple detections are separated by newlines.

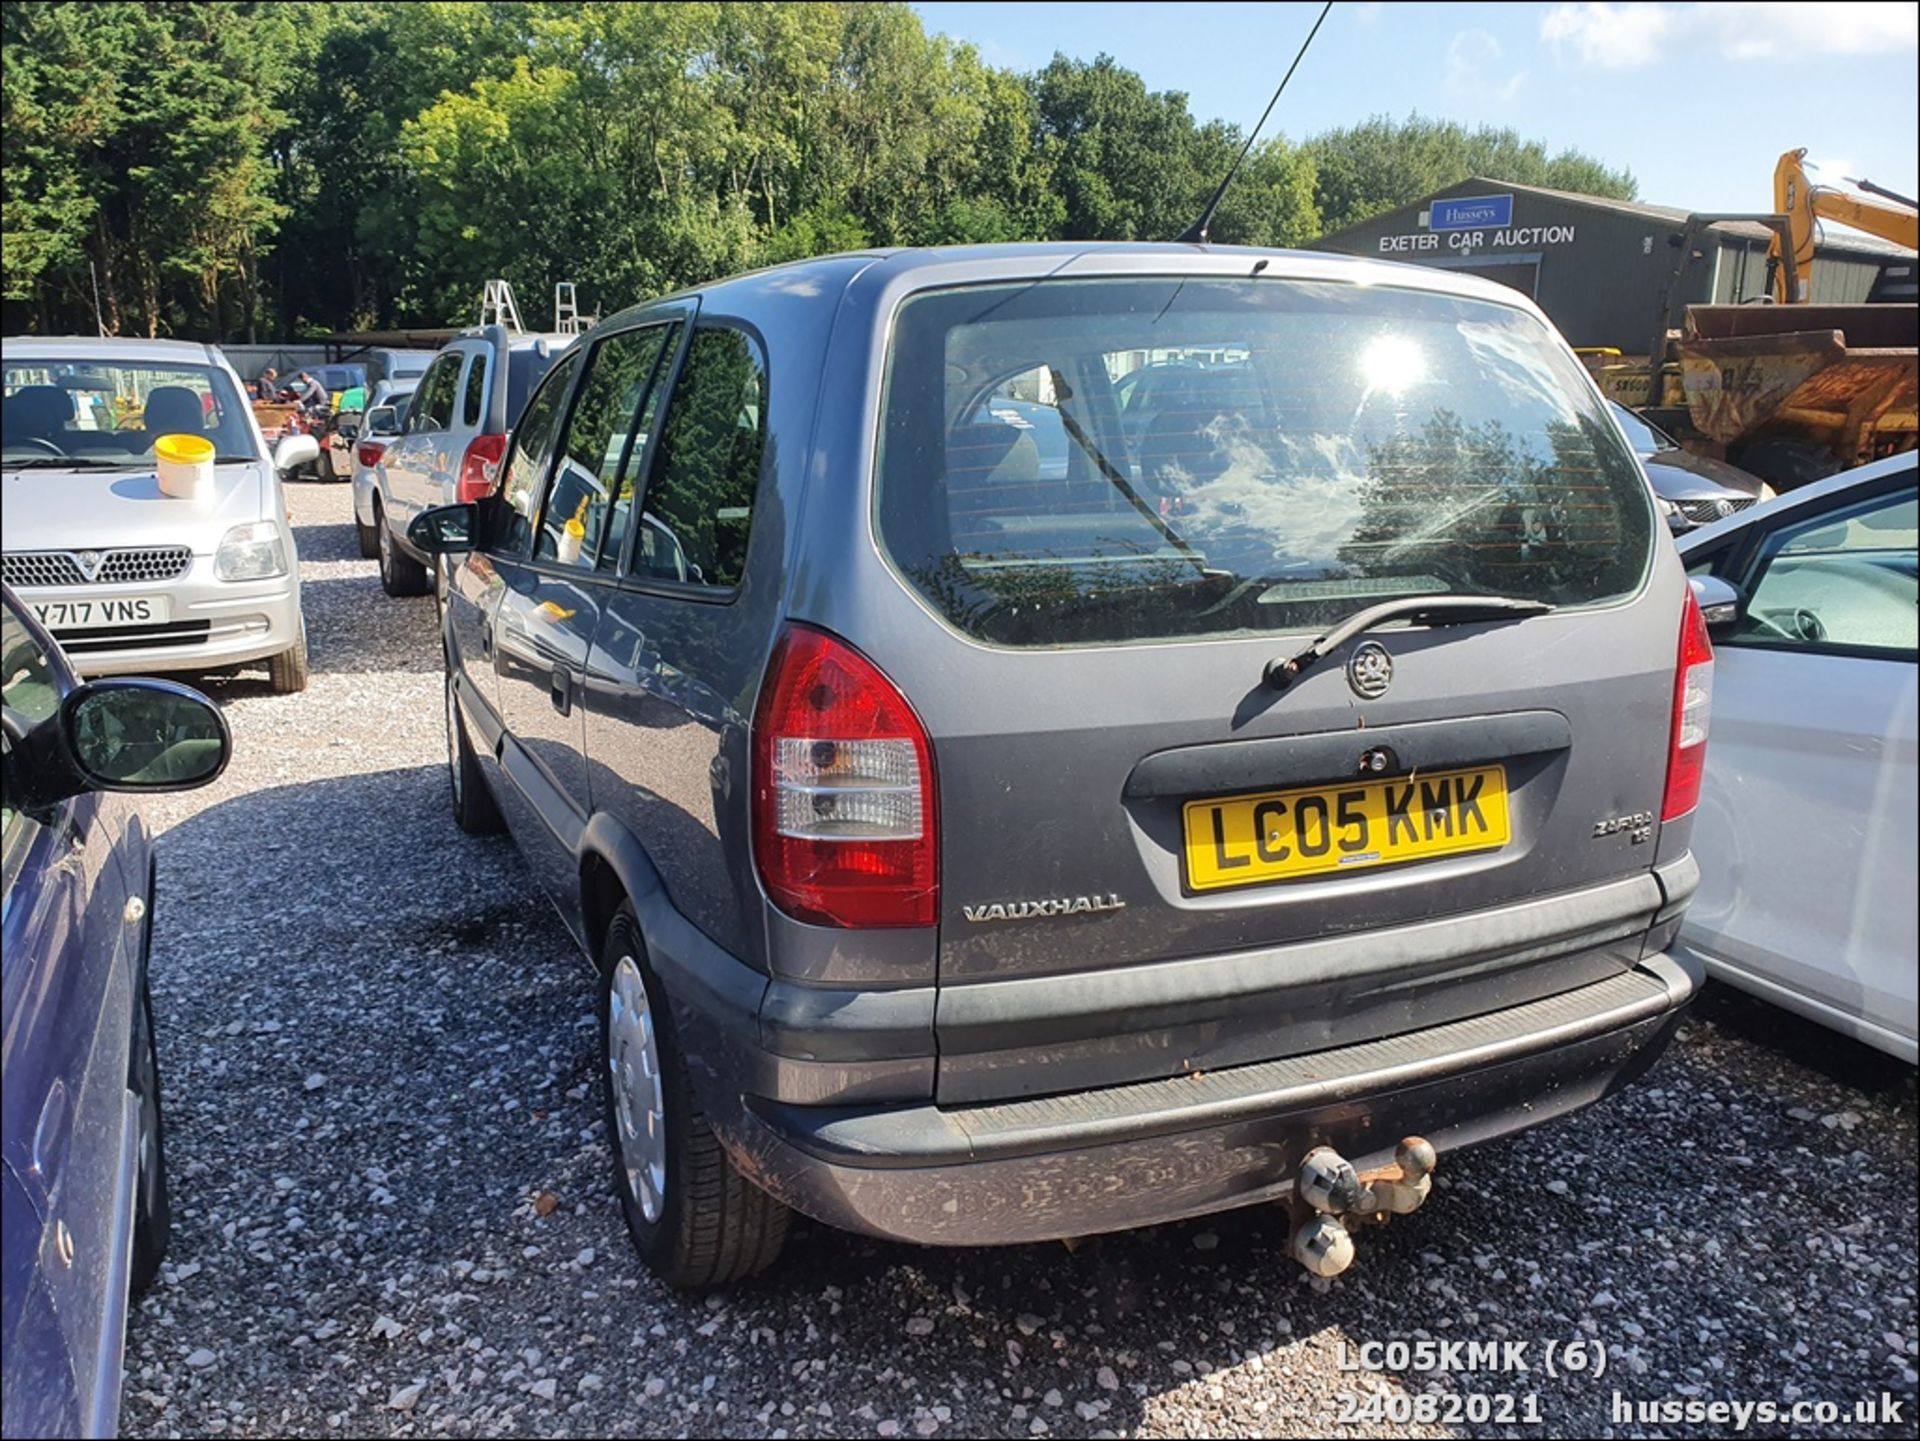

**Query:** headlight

left=215, top=520, right=289, bottom=580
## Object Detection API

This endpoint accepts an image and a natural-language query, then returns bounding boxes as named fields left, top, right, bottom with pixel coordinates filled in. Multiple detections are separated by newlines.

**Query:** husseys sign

left=1374, top=193, right=1577, bottom=255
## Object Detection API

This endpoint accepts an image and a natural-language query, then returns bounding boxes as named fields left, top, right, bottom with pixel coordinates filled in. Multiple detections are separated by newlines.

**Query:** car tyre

left=375, top=499, right=431, bottom=597
left=356, top=508, right=380, bottom=559
left=444, top=667, right=504, bottom=835
left=129, top=974, right=171, bottom=1295
left=268, top=629, right=309, bottom=694
left=599, top=906, right=789, bottom=1290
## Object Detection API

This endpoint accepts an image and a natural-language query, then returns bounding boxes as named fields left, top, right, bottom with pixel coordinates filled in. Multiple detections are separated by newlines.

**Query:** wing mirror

left=365, top=405, right=400, bottom=436
left=408, top=502, right=477, bottom=555
left=1689, top=574, right=1744, bottom=636
left=273, top=433, right=320, bottom=477
left=3, top=677, right=231, bottom=813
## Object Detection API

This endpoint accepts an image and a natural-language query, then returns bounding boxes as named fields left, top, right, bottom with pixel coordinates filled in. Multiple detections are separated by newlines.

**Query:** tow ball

left=1288, top=1136, right=1437, bottom=1278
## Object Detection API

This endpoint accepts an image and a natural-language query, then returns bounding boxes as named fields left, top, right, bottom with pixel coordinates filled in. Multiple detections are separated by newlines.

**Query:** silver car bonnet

left=1, top=460, right=268, bottom=555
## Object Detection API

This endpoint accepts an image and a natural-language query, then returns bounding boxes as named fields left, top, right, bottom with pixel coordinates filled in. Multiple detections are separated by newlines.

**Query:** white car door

left=1683, top=469, right=1918, bottom=1060
left=381, top=350, right=466, bottom=538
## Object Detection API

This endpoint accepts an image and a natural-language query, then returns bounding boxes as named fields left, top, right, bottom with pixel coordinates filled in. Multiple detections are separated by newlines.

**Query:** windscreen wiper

left=1264, top=594, right=1554, bottom=690
left=1, top=456, right=123, bottom=469
left=1045, top=367, right=1206, bottom=573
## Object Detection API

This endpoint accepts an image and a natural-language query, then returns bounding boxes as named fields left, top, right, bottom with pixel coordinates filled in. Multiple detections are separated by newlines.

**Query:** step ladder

left=554, top=282, right=596, bottom=335
left=478, top=278, right=525, bottom=333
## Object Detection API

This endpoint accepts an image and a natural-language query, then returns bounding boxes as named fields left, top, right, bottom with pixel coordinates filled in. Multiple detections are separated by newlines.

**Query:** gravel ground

left=121, top=482, right=1918, bottom=1439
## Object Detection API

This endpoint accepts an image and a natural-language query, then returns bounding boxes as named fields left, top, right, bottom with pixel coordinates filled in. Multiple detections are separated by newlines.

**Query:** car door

left=488, top=327, right=681, bottom=929
left=585, top=318, right=774, bottom=961
left=1683, top=464, right=1918, bottom=1054
left=380, top=348, right=466, bottom=539
left=1, top=597, right=140, bottom=1436
left=475, top=350, right=584, bottom=904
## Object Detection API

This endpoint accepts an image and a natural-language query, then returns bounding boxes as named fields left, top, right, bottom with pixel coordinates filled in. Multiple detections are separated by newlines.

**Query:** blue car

left=1, top=584, right=230, bottom=1438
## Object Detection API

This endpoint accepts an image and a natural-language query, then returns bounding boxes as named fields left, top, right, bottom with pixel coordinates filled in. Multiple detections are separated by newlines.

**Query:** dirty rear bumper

left=704, top=951, right=1699, bottom=1247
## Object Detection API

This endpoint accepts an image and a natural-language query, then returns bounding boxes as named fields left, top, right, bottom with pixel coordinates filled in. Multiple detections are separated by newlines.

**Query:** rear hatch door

left=865, top=271, right=1676, bottom=1102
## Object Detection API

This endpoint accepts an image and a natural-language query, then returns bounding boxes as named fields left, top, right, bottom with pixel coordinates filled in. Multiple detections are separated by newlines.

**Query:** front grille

left=3, top=546, right=192, bottom=587
left=4, top=552, right=85, bottom=587
left=1675, top=496, right=1757, bottom=525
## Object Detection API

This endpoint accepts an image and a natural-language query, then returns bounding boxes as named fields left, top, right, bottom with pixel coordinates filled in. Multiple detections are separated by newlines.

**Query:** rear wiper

left=1045, top=367, right=1207, bottom=573
left=1264, top=594, right=1553, bottom=690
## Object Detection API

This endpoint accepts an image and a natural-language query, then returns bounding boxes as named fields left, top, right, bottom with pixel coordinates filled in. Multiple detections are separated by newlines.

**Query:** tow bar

left=1289, top=1136, right=1437, bottom=1278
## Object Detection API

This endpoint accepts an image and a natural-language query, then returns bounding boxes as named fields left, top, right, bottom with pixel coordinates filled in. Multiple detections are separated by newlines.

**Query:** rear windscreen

left=876, top=277, right=1655, bottom=647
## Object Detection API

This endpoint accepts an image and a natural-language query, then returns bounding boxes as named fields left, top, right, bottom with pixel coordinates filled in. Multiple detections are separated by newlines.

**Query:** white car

left=1677, top=452, right=1918, bottom=1062
left=356, top=325, right=577, bottom=597
left=351, top=386, right=414, bottom=558
left=1, top=337, right=315, bottom=692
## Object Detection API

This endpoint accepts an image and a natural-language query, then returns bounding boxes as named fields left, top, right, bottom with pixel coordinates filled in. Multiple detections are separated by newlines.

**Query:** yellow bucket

left=154, top=431, right=216, bottom=498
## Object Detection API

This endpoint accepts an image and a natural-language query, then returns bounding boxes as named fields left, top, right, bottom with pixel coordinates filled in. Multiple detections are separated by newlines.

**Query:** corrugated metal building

left=1310, top=177, right=1917, bottom=352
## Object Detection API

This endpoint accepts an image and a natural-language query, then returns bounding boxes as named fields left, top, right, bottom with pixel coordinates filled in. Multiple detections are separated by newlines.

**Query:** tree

left=1309, top=114, right=1637, bottom=235
left=3, top=2, right=290, bottom=338
left=3, top=5, right=1642, bottom=339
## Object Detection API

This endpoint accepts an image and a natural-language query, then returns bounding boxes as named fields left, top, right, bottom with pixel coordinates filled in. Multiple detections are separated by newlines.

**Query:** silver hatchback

left=2, top=337, right=311, bottom=692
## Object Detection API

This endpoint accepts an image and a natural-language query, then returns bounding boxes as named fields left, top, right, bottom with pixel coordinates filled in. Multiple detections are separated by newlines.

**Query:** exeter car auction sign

left=1374, top=193, right=1578, bottom=256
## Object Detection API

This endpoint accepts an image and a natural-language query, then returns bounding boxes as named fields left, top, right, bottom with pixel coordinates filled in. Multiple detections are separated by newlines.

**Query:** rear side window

left=535, top=325, right=673, bottom=569
left=877, top=278, right=1655, bottom=647
left=506, top=345, right=569, bottom=429
left=410, top=354, right=461, bottom=433
left=634, top=325, right=767, bottom=590
left=461, top=354, right=487, bottom=428
left=496, top=351, right=580, bottom=557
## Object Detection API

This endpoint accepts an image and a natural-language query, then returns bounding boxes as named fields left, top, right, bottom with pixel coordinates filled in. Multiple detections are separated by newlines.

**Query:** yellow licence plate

left=1182, top=765, right=1510, bottom=893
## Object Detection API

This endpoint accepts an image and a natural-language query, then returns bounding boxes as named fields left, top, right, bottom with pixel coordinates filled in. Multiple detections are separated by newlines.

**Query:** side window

left=635, top=325, right=767, bottom=589
left=1735, top=482, right=1918, bottom=655
left=602, top=325, right=680, bottom=573
left=534, top=325, right=672, bottom=570
left=2, top=598, right=63, bottom=845
left=409, top=354, right=461, bottom=434
left=461, top=352, right=488, bottom=429
left=496, top=352, right=581, bottom=558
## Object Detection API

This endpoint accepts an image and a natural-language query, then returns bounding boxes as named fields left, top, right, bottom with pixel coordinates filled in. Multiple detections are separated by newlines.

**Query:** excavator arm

left=1769, top=148, right=1920, bottom=303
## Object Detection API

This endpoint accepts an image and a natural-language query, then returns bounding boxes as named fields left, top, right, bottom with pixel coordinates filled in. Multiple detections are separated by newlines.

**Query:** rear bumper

left=716, top=952, right=1698, bottom=1246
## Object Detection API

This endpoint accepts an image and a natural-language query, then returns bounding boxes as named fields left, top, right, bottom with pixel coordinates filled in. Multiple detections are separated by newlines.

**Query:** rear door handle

left=550, top=666, right=572, bottom=716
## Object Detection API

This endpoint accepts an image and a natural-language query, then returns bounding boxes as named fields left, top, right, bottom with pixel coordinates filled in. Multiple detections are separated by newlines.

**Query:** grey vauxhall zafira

left=424, top=243, right=1711, bottom=1288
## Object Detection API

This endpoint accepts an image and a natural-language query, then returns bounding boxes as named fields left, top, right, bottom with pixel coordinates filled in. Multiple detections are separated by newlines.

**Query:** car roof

left=3, top=334, right=224, bottom=367
left=592, top=242, right=1553, bottom=333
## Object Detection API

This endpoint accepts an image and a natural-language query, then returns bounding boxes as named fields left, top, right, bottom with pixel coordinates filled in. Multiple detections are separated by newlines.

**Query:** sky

left=911, top=1, right=1920, bottom=220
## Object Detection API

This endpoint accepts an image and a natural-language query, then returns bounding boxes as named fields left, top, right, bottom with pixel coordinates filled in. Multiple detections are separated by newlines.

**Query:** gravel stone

left=116, top=486, right=1919, bottom=1439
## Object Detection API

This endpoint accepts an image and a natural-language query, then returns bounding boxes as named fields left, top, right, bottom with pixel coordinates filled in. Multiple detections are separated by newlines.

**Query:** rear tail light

left=1661, top=587, right=1715, bottom=821
left=752, top=625, right=937, bottom=928
left=355, top=440, right=387, bottom=468
left=456, top=432, right=509, bottom=502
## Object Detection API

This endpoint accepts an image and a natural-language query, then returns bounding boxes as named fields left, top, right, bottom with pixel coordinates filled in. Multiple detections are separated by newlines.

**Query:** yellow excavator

left=1598, top=148, right=1918, bottom=487
left=1768, top=148, right=1918, bottom=303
